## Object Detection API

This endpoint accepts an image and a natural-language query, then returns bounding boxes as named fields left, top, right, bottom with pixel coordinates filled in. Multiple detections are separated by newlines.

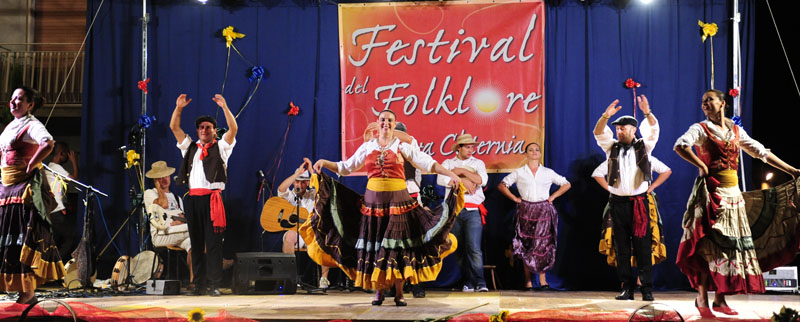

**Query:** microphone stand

left=42, top=164, right=108, bottom=292
left=293, top=189, right=325, bottom=294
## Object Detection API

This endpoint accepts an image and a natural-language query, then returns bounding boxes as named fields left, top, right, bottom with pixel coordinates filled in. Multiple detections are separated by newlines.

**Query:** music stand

left=43, top=164, right=108, bottom=292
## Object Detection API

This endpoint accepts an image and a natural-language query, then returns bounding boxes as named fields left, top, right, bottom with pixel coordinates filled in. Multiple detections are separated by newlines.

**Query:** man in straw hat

left=437, top=133, right=489, bottom=292
left=144, top=160, right=192, bottom=283
left=277, top=159, right=332, bottom=289
left=170, top=93, right=238, bottom=296
left=593, top=95, right=658, bottom=301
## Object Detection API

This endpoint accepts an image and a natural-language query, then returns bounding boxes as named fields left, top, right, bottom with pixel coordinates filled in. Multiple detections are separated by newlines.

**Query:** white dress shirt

left=177, top=136, right=236, bottom=190
left=501, top=165, right=569, bottom=203
left=437, top=156, right=488, bottom=206
left=594, top=117, right=659, bottom=196
left=673, top=120, right=768, bottom=162
left=592, top=156, right=671, bottom=178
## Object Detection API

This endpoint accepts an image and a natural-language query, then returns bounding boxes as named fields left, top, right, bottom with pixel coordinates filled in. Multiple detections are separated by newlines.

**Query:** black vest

left=607, top=138, right=651, bottom=187
left=177, top=140, right=227, bottom=186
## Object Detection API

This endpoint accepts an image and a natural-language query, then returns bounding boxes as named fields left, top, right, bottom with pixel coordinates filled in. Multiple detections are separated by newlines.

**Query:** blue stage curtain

left=82, top=0, right=754, bottom=290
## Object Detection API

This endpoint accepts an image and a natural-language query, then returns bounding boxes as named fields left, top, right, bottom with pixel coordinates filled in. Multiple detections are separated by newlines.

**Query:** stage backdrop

left=81, top=0, right=754, bottom=291
left=339, top=1, right=545, bottom=171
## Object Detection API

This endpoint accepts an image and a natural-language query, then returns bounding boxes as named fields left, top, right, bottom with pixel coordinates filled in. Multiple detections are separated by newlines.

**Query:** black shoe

left=615, top=289, right=634, bottom=300
left=641, top=291, right=654, bottom=301
left=411, top=285, right=426, bottom=298
left=209, top=288, right=221, bottom=297
left=394, top=297, right=407, bottom=306
left=539, top=285, right=551, bottom=291
left=190, top=286, right=205, bottom=296
left=372, top=291, right=385, bottom=306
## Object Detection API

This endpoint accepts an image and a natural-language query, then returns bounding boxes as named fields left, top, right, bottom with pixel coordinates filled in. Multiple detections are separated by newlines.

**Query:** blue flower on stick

left=138, top=115, right=156, bottom=128
left=249, top=66, right=264, bottom=83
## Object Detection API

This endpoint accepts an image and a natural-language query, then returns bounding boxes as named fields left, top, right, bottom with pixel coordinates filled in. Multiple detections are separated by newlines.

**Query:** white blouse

left=673, top=120, right=768, bottom=162
left=337, top=138, right=436, bottom=176
left=0, top=115, right=53, bottom=167
left=501, top=165, right=569, bottom=203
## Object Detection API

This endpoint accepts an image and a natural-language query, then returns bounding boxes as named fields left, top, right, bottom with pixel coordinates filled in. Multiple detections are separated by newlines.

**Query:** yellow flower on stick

left=125, top=150, right=140, bottom=169
left=187, top=308, right=205, bottom=322
left=698, top=20, right=718, bottom=42
left=222, top=26, right=245, bottom=48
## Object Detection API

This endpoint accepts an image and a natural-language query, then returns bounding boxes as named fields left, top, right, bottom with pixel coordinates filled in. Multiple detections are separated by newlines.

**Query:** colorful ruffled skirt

left=513, top=200, right=558, bottom=273
left=599, top=193, right=667, bottom=267
left=300, top=173, right=463, bottom=290
left=676, top=176, right=800, bottom=295
left=0, top=169, right=66, bottom=293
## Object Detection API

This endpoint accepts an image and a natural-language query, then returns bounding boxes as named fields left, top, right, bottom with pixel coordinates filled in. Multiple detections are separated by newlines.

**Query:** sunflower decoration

left=489, top=310, right=510, bottom=322
left=187, top=308, right=205, bottom=322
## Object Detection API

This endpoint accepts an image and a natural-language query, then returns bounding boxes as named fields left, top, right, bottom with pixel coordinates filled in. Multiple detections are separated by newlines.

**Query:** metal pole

left=140, top=0, right=149, bottom=252
left=732, top=0, right=746, bottom=191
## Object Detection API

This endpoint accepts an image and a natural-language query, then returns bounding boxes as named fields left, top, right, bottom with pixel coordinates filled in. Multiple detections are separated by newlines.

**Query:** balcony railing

left=1, top=49, right=84, bottom=107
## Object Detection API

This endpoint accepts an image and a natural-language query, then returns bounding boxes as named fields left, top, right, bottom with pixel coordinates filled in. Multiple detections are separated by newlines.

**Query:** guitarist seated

left=279, top=160, right=331, bottom=289
left=144, top=160, right=192, bottom=282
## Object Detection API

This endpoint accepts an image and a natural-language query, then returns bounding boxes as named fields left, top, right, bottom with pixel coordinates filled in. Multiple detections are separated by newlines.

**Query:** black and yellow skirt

left=300, top=173, right=463, bottom=290
left=598, top=192, right=667, bottom=267
left=0, top=169, right=65, bottom=293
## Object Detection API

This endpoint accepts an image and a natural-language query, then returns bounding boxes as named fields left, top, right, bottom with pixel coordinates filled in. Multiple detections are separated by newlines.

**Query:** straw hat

left=451, top=134, right=477, bottom=152
left=145, top=161, right=175, bottom=179
left=296, top=170, right=311, bottom=181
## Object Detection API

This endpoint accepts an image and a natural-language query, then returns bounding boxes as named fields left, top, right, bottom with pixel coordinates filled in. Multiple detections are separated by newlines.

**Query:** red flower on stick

left=729, top=88, right=740, bottom=98
left=624, top=78, right=641, bottom=89
left=137, top=78, right=150, bottom=94
left=288, top=101, right=299, bottom=116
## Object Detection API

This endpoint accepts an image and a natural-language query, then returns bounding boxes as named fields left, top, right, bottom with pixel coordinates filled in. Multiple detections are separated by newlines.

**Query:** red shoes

left=712, top=302, right=739, bottom=315
left=695, top=299, right=716, bottom=318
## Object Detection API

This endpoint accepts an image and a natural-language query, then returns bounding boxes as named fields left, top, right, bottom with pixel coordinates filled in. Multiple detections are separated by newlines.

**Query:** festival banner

left=339, top=0, right=545, bottom=172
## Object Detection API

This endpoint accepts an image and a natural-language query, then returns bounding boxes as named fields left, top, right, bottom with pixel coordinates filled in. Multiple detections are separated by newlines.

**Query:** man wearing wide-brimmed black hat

left=593, top=95, right=658, bottom=302
left=170, top=93, right=238, bottom=296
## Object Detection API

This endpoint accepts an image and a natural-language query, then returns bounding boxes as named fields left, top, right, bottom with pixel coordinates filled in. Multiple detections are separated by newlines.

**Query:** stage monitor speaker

left=146, top=280, right=180, bottom=295
left=232, top=252, right=297, bottom=295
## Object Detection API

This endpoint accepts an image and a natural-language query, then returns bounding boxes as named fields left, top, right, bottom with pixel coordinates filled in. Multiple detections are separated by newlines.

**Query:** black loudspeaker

left=232, top=252, right=297, bottom=295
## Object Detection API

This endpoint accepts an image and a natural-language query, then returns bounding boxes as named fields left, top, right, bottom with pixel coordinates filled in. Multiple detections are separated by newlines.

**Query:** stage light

left=197, top=0, right=208, bottom=4
left=640, top=0, right=654, bottom=4
left=766, top=172, right=774, bottom=181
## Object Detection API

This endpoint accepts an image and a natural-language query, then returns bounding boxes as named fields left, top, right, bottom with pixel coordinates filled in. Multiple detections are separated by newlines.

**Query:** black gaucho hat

left=195, top=115, right=217, bottom=128
left=611, top=115, right=638, bottom=127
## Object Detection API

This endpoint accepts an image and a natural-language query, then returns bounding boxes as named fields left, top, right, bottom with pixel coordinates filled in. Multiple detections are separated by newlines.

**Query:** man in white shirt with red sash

left=170, top=93, right=238, bottom=296
left=438, top=133, right=489, bottom=292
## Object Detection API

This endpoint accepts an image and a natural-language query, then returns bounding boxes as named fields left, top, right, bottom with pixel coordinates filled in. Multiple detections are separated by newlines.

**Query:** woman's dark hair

left=378, top=108, right=396, bottom=118
left=704, top=89, right=733, bottom=116
left=524, top=142, right=540, bottom=152
left=17, top=86, right=44, bottom=114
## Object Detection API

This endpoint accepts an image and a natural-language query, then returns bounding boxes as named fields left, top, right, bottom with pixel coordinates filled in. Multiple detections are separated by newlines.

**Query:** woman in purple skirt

left=498, top=142, right=570, bottom=290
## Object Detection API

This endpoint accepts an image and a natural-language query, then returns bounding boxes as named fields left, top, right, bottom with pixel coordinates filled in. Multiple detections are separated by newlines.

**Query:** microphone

left=293, top=186, right=302, bottom=194
left=118, top=145, right=127, bottom=151
left=258, top=170, right=265, bottom=178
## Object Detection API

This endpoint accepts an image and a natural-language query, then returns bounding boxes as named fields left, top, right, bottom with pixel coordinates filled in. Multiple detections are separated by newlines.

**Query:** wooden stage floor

left=4, top=288, right=798, bottom=321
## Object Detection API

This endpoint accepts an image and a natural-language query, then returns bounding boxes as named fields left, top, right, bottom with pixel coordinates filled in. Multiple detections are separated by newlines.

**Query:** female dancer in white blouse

left=498, top=142, right=570, bottom=290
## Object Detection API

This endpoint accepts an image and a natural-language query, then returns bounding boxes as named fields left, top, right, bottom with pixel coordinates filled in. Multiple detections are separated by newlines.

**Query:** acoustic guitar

left=260, top=196, right=310, bottom=232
